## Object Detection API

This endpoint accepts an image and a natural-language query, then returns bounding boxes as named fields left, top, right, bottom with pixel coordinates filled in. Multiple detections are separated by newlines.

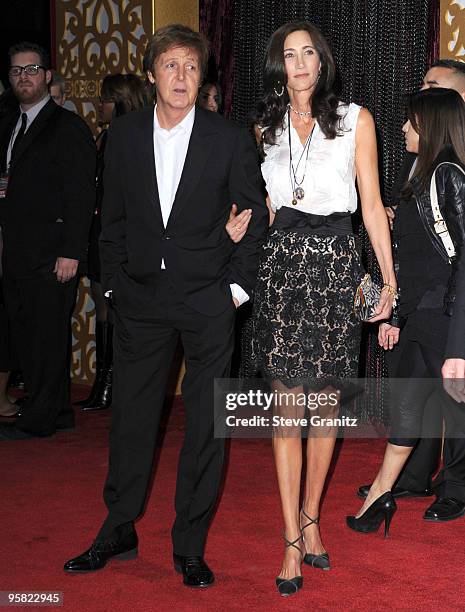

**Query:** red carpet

left=2, top=385, right=465, bottom=611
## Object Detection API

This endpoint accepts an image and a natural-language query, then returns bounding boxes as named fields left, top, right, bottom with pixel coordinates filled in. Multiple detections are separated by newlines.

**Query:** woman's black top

left=395, top=196, right=450, bottom=318
left=394, top=196, right=451, bottom=349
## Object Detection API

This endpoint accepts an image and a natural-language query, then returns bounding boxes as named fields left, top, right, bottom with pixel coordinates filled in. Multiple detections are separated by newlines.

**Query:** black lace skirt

left=251, top=225, right=363, bottom=388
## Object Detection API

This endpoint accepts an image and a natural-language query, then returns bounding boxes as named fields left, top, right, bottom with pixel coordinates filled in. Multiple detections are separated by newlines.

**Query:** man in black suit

left=0, top=42, right=95, bottom=439
left=64, top=25, right=268, bottom=586
left=359, top=60, right=465, bottom=521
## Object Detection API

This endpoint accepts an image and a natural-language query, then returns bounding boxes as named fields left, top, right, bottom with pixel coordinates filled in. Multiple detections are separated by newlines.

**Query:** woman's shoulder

left=335, top=101, right=363, bottom=132
left=434, top=150, right=465, bottom=181
left=336, top=100, right=362, bottom=113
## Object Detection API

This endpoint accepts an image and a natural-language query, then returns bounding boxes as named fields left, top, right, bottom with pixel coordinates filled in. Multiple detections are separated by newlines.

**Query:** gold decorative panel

left=55, top=0, right=153, bottom=131
left=154, top=0, right=199, bottom=31
left=440, top=0, right=465, bottom=61
left=71, top=277, right=96, bottom=382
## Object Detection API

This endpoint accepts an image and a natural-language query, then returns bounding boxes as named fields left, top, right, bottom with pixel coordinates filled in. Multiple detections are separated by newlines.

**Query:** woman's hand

left=378, top=322, right=400, bottom=350
left=367, top=285, right=396, bottom=323
left=442, top=358, right=465, bottom=403
left=385, top=206, right=396, bottom=231
left=226, top=204, right=252, bottom=243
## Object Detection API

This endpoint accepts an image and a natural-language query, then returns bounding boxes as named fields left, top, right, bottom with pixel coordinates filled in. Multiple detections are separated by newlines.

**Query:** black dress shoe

left=173, top=554, right=214, bottom=588
left=423, top=497, right=465, bottom=522
left=357, top=483, right=433, bottom=499
left=0, top=423, right=45, bottom=440
left=64, top=531, right=138, bottom=573
left=0, top=396, right=27, bottom=419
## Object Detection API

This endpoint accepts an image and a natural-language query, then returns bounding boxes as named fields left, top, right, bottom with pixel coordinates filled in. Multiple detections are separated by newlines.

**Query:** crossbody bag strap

left=430, top=161, right=465, bottom=261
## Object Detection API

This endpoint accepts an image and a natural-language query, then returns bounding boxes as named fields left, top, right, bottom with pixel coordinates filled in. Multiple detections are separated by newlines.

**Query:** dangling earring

left=274, top=81, right=285, bottom=97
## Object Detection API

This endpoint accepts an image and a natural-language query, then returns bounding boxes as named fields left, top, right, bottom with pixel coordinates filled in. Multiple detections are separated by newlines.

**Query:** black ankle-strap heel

left=300, top=509, right=331, bottom=570
left=275, top=534, right=304, bottom=597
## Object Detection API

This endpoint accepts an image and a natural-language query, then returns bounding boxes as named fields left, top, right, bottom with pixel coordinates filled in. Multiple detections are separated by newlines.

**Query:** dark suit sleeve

left=57, top=115, right=96, bottom=260
left=227, top=128, right=268, bottom=297
left=444, top=167, right=465, bottom=359
left=99, top=123, right=127, bottom=293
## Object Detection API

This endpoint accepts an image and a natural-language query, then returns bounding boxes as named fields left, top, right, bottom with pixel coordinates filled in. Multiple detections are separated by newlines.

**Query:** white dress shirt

left=7, top=94, right=50, bottom=169
left=153, top=105, right=248, bottom=305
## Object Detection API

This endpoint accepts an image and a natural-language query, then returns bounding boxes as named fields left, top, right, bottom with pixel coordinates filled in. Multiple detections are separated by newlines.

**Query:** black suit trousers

left=3, top=273, right=78, bottom=435
left=97, top=273, right=236, bottom=556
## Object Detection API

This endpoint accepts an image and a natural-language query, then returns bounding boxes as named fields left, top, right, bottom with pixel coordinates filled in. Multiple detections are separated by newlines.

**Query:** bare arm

left=355, top=108, right=396, bottom=321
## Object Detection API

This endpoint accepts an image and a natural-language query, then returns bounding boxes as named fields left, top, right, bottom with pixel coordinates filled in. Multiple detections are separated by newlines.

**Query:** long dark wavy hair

left=101, top=74, right=150, bottom=117
left=404, top=87, right=465, bottom=197
left=252, top=21, right=343, bottom=151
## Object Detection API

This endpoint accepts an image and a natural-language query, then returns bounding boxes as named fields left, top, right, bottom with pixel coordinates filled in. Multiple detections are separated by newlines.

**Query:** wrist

left=381, top=274, right=397, bottom=287
left=382, top=283, right=398, bottom=300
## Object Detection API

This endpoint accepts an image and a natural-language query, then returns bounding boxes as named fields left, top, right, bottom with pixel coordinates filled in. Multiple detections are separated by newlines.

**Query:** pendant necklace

left=288, top=108, right=314, bottom=205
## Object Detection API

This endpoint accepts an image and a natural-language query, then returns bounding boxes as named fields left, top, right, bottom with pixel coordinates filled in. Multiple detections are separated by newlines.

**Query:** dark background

left=0, top=0, right=51, bottom=89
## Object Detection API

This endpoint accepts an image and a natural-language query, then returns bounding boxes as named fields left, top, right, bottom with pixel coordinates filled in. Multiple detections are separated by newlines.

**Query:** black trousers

left=0, top=277, right=10, bottom=371
left=97, top=273, right=236, bottom=556
left=388, top=315, right=465, bottom=502
left=3, top=273, right=78, bottom=435
left=386, top=323, right=442, bottom=490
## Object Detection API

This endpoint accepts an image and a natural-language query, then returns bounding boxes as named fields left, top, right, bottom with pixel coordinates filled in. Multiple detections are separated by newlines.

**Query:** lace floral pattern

left=252, top=229, right=363, bottom=387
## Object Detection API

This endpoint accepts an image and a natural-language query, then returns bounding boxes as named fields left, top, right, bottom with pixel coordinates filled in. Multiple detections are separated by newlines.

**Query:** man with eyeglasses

left=0, top=41, right=95, bottom=440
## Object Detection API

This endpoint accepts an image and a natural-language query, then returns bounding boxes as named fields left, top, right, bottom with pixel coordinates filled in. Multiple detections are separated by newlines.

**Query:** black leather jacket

left=411, top=157, right=465, bottom=314
left=392, top=152, right=465, bottom=358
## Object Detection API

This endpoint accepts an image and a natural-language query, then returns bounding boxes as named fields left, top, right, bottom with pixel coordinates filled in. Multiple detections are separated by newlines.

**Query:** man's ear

left=147, top=71, right=155, bottom=85
left=45, top=69, right=52, bottom=86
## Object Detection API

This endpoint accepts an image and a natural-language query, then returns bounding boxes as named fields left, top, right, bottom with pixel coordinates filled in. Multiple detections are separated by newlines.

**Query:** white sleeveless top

left=261, top=102, right=362, bottom=215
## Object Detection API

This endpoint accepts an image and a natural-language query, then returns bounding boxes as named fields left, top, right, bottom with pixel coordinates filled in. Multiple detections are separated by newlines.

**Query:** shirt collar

left=20, top=94, right=51, bottom=125
left=154, top=104, right=196, bottom=134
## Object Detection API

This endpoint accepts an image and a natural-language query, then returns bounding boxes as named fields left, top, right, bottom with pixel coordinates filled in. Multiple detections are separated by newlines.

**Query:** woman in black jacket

left=347, top=87, right=465, bottom=534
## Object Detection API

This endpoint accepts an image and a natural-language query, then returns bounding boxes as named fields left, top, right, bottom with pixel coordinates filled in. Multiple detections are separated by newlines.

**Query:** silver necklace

left=288, top=109, right=314, bottom=205
left=288, top=103, right=312, bottom=117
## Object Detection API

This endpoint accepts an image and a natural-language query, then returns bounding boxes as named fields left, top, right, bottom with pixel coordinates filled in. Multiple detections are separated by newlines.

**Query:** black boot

left=82, top=322, right=113, bottom=411
left=75, top=321, right=105, bottom=407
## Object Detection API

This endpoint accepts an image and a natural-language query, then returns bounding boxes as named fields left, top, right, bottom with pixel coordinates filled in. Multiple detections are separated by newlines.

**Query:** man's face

left=148, top=46, right=201, bottom=114
left=50, top=84, right=65, bottom=106
left=9, top=51, right=51, bottom=106
left=422, top=66, right=461, bottom=92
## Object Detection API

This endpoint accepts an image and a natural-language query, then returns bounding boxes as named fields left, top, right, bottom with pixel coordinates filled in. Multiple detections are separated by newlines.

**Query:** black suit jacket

left=0, top=99, right=96, bottom=279
left=100, top=106, right=268, bottom=316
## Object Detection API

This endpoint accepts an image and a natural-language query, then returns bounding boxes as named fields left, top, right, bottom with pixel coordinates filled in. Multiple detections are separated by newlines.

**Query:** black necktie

left=10, top=112, right=28, bottom=163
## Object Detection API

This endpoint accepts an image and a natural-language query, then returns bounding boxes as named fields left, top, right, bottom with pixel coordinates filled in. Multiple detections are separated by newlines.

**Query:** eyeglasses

left=9, top=64, right=46, bottom=77
left=99, top=96, right=115, bottom=104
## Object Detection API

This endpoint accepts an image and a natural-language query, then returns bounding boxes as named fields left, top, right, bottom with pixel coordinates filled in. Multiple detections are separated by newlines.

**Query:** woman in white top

left=248, top=21, right=396, bottom=596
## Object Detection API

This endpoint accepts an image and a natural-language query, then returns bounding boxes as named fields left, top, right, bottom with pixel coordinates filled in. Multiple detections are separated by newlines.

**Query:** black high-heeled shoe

left=346, top=491, right=397, bottom=537
left=300, top=509, right=330, bottom=570
left=275, top=534, right=304, bottom=597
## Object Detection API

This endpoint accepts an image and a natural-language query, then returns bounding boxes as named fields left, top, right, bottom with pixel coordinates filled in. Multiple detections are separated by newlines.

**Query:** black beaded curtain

left=233, top=0, right=438, bottom=205
left=231, top=0, right=439, bottom=419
